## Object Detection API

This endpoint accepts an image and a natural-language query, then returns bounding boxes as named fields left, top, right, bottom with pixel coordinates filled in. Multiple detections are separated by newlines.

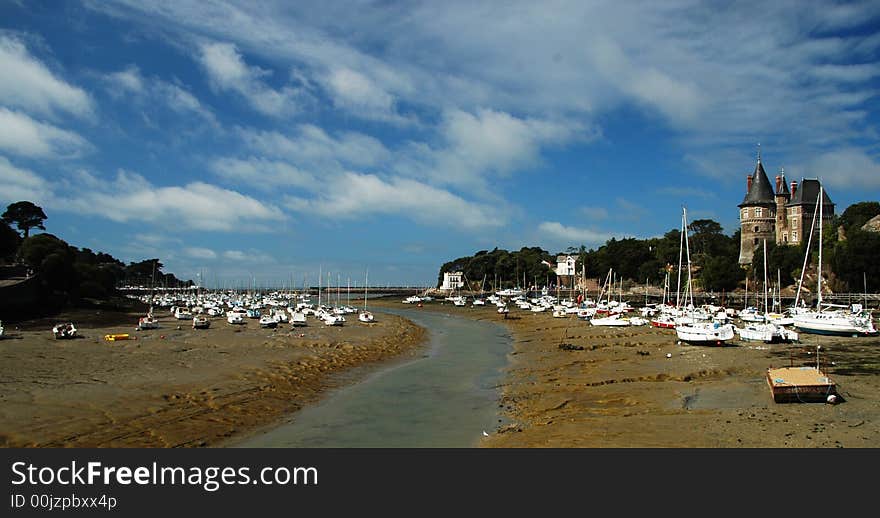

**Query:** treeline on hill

left=0, top=201, right=192, bottom=308
left=437, top=202, right=880, bottom=293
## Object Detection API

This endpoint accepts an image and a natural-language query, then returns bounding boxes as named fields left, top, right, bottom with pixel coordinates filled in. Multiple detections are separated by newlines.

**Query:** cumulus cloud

left=0, top=155, right=50, bottom=204
left=0, top=108, right=91, bottom=159
left=211, top=156, right=314, bottom=189
left=0, top=34, right=93, bottom=119
left=54, top=169, right=286, bottom=231
left=197, top=41, right=304, bottom=116
left=285, top=172, right=503, bottom=229
left=222, top=249, right=274, bottom=263
left=237, top=125, right=390, bottom=169
left=184, top=247, right=217, bottom=259
left=537, top=221, right=615, bottom=247
left=797, top=147, right=880, bottom=189
left=321, top=66, right=411, bottom=124
left=104, top=65, right=216, bottom=124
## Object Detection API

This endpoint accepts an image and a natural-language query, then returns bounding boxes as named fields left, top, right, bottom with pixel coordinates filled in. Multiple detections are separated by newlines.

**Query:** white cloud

left=538, top=221, right=615, bottom=247
left=797, top=147, right=880, bottom=190
left=0, top=155, right=50, bottom=204
left=237, top=125, right=390, bottom=169
left=0, top=108, right=91, bottom=159
left=222, top=249, right=274, bottom=263
left=106, top=64, right=145, bottom=93
left=184, top=247, right=217, bottom=259
left=285, top=172, right=503, bottom=229
left=0, top=35, right=93, bottom=119
left=197, top=41, right=303, bottom=116
left=55, top=169, right=286, bottom=231
left=105, top=65, right=216, bottom=123
left=321, top=66, right=410, bottom=124
left=211, top=156, right=314, bottom=189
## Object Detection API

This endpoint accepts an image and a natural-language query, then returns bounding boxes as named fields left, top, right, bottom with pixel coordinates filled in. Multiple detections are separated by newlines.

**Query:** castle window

left=754, top=226, right=759, bottom=232
left=741, top=209, right=747, bottom=220
left=783, top=233, right=788, bottom=242
left=792, top=231, right=798, bottom=242
left=755, top=207, right=763, bottom=217
left=792, top=219, right=798, bottom=229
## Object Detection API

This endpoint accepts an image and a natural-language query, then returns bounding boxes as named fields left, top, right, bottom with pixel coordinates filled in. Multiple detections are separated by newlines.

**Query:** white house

left=555, top=255, right=576, bottom=276
left=440, top=271, right=464, bottom=291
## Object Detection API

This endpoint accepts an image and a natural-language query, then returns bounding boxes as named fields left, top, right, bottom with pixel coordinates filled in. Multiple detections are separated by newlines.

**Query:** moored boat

left=192, top=315, right=211, bottom=329
left=52, top=322, right=77, bottom=339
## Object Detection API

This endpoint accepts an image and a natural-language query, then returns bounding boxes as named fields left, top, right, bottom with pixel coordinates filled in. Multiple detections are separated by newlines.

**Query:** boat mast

left=794, top=191, right=821, bottom=310
left=676, top=207, right=685, bottom=309
left=364, top=270, right=369, bottom=311
left=817, top=185, right=824, bottom=312
left=763, top=239, right=768, bottom=318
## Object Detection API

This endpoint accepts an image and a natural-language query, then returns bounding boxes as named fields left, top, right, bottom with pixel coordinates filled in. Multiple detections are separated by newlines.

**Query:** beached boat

left=323, top=313, right=345, bottom=326
left=590, top=314, right=631, bottom=326
left=791, top=186, right=878, bottom=337
left=736, top=322, right=797, bottom=343
left=767, top=345, right=837, bottom=403
left=259, top=315, right=278, bottom=328
left=358, top=310, right=375, bottom=323
left=226, top=311, right=245, bottom=325
left=138, top=312, right=159, bottom=330
left=173, top=306, right=193, bottom=320
left=192, top=315, right=210, bottom=329
left=676, top=321, right=736, bottom=345
left=52, top=322, right=77, bottom=339
left=290, top=311, right=307, bottom=327
left=767, top=365, right=837, bottom=403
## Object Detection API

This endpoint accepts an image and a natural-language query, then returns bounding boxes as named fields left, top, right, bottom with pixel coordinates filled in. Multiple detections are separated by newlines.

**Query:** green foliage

left=0, top=220, right=22, bottom=261
left=837, top=201, right=880, bottom=233
left=2, top=201, right=47, bottom=238
left=437, top=247, right=553, bottom=290
left=830, top=229, right=880, bottom=292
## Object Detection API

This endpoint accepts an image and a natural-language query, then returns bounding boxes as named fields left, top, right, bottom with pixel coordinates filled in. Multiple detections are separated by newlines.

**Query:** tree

left=0, top=220, right=21, bottom=261
left=837, top=201, right=880, bottom=234
left=2, top=201, right=47, bottom=238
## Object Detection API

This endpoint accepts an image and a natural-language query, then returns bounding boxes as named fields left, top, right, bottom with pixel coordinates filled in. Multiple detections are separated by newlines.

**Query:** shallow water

left=235, top=308, right=511, bottom=447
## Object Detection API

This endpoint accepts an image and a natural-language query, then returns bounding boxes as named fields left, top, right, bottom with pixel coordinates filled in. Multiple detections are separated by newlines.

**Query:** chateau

left=738, top=153, right=835, bottom=265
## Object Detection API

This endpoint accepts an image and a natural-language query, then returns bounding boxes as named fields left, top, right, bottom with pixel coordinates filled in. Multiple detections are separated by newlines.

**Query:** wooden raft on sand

left=767, top=366, right=837, bottom=403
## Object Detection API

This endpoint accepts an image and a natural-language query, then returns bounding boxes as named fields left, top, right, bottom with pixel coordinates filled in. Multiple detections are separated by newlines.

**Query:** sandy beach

left=3, top=296, right=878, bottom=448
left=0, top=306, right=425, bottom=447
left=371, top=298, right=880, bottom=448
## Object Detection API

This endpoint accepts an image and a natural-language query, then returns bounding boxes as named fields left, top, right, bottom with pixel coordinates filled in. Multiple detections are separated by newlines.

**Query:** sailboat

left=792, top=186, right=877, bottom=336
left=675, top=206, right=736, bottom=345
left=735, top=240, right=798, bottom=343
left=359, top=270, right=375, bottom=323
left=138, top=260, right=160, bottom=330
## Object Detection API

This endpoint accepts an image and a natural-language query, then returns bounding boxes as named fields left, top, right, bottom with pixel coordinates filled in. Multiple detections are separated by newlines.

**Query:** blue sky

left=1, top=0, right=879, bottom=287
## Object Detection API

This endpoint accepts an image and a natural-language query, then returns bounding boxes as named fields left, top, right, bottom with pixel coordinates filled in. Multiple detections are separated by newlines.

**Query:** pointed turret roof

left=787, top=178, right=834, bottom=209
left=738, top=157, right=776, bottom=207
left=776, top=167, right=790, bottom=196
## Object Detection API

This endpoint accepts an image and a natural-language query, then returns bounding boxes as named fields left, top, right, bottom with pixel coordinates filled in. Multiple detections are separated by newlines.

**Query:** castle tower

left=785, top=178, right=835, bottom=246
left=738, top=151, right=777, bottom=265
left=774, top=167, right=791, bottom=244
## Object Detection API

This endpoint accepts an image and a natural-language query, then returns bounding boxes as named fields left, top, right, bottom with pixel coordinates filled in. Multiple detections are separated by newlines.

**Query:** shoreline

left=371, top=297, right=880, bottom=447
left=0, top=307, right=426, bottom=448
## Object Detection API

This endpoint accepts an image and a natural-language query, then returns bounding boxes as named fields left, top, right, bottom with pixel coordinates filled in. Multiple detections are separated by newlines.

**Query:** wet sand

left=0, top=308, right=425, bottom=447
left=372, top=298, right=880, bottom=447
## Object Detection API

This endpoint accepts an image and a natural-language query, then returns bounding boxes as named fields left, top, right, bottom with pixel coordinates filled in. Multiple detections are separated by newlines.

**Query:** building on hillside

left=440, top=271, right=464, bottom=291
left=554, top=255, right=576, bottom=289
left=738, top=150, right=835, bottom=265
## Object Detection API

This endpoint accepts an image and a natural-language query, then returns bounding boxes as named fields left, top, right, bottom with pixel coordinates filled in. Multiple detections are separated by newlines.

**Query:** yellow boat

left=104, top=333, right=130, bottom=341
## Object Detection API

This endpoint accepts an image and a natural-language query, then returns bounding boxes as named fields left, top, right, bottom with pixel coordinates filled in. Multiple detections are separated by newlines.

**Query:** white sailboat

left=359, top=270, right=375, bottom=323
left=736, top=240, right=798, bottom=343
left=138, top=260, right=160, bottom=330
left=675, top=206, right=736, bottom=345
left=792, top=186, right=877, bottom=337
